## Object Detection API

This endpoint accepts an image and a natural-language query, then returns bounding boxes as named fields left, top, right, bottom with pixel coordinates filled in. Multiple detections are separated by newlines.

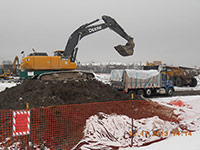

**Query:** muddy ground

left=0, top=99, right=180, bottom=149
left=0, top=79, right=132, bottom=110
left=0, top=79, right=193, bottom=149
left=0, top=78, right=200, bottom=110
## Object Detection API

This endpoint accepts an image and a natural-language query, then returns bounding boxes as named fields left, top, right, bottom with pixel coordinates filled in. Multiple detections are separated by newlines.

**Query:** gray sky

left=0, top=0, right=200, bottom=67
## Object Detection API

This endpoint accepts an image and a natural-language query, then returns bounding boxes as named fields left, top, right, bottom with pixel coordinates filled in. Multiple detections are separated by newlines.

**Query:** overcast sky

left=0, top=0, right=200, bottom=67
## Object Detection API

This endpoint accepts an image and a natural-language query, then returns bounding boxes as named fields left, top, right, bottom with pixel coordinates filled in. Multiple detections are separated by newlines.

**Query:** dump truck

left=20, top=15, right=135, bottom=80
left=111, top=69, right=174, bottom=97
left=144, top=64, right=199, bottom=87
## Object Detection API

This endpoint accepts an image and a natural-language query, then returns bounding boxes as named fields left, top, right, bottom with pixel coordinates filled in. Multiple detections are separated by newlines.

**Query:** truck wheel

left=167, top=87, right=173, bottom=96
left=145, top=89, right=152, bottom=97
left=137, top=89, right=144, bottom=97
left=175, top=78, right=183, bottom=87
left=189, top=78, right=197, bottom=87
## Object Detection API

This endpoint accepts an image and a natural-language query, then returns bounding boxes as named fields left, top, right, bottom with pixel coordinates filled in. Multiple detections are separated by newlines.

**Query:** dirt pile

left=0, top=79, right=131, bottom=110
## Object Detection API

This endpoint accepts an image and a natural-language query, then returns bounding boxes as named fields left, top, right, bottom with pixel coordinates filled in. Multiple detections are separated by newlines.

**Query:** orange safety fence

left=0, top=100, right=133, bottom=150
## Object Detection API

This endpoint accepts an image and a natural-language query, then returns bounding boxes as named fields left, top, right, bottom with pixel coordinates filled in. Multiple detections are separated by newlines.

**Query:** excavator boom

left=20, top=15, right=135, bottom=80
left=64, top=15, right=135, bottom=61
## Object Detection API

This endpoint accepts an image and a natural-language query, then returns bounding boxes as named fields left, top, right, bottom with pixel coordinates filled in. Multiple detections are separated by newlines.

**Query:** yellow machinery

left=0, top=56, right=20, bottom=79
left=13, top=56, right=19, bottom=75
left=145, top=62, right=199, bottom=87
left=0, top=69, right=12, bottom=79
left=20, top=15, right=135, bottom=80
left=21, top=51, right=76, bottom=71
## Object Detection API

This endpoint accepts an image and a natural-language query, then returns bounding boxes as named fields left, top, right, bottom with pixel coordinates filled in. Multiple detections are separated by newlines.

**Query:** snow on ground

left=73, top=113, right=180, bottom=149
left=174, top=86, right=200, bottom=91
left=0, top=137, right=50, bottom=150
left=73, top=95, right=200, bottom=150
left=151, top=95, right=200, bottom=121
left=122, top=130, right=200, bottom=150
left=151, top=95, right=200, bottom=132
left=139, top=95, right=200, bottom=150
left=95, top=73, right=111, bottom=84
left=0, top=81, right=17, bottom=92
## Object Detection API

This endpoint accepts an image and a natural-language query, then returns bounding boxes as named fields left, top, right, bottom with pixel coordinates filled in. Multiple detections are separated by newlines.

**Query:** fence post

left=130, top=92, right=134, bottom=148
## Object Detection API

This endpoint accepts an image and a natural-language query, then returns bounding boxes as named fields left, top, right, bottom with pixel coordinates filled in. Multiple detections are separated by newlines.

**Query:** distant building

left=0, top=64, right=13, bottom=72
left=152, top=61, right=162, bottom=66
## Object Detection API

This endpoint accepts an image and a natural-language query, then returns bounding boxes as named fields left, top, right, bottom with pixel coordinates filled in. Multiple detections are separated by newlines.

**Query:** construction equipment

left=111, top=69, right=174, bottom=97
left=0, top=68, right=13, bottom=79
left=0, top=56, right=20, bottom=80
left=144, top=62, right=199, bottom=87
left=13, top=56, right=20, bottom=76
left=20, top=15, right=135, bottom=80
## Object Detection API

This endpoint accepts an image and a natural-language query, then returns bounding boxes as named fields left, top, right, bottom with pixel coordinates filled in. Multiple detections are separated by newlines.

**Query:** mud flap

left=114, top=39, right=135, bottom=56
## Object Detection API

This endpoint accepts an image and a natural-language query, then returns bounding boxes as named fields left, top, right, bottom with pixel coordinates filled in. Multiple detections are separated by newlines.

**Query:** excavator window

left=29, top=52, right=48, bottom=56
left=0, top=69, right=3, bottom=74
left=162, top=67, right=167, bottom=72
left=54, top=51, right=64, bottom=56
left=143, top=66, right=159, bottom=70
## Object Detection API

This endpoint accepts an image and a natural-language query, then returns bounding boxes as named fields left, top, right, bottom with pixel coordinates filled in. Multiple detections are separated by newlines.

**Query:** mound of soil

left=0, top=79, right=131, bottom=110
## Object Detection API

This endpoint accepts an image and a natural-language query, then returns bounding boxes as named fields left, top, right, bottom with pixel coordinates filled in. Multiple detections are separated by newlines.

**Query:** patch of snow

left=80, top=62, right=128, bottom=66
left=0, top=81, right=17, bottom=92
left=174, top=86, right=200, bottom=91
left=74, top=95, right=200, bottom=149
left=124, top=130, right=200, bottom=150
left=0, top=138, right=50, bottom=150
left=151, top=96, right=200, bottom=130
left=73, top=113, right=180, bottom=149
left=95, top=73, right=111, bottom=84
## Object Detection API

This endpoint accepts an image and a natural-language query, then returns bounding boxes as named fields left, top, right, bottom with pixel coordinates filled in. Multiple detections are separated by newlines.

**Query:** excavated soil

left=0, top=79, right=182, bottom=149
left=0, top=79, right=180, bottom=123
left=0, top=78, right=179, bottom=122
left=0, top=79, right=131, bottom=110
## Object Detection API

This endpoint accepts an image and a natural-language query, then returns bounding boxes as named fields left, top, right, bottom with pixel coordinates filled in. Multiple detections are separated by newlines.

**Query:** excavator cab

left=54, top=50, right=64, bottom=56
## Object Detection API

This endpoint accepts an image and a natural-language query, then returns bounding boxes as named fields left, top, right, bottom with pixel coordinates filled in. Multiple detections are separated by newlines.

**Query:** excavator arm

left=13, top=56, right=19, bottom=75
left=64, top=15, right=135, bottom=62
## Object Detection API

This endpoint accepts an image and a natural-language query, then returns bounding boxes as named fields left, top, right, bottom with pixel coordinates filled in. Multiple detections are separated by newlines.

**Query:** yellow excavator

left=13, top=56, right=20, bottom=75
left=0, top=56, right=19, bottom=79
left=20, top=15, right=135, bottom=80
left=0, top=69, right=12, bottom=79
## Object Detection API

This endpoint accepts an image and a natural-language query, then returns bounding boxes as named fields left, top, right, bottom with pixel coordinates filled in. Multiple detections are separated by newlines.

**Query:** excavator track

left=37, top=70, right=95, bottom=81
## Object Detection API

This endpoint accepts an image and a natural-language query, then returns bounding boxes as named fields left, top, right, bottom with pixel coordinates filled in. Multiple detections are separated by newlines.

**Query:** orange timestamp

left=129, top=130, right=192, bottom=137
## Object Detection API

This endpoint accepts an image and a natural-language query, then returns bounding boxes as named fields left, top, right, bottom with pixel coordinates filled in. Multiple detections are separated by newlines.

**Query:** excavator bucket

left=114, top=38, right=135, bottom=56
